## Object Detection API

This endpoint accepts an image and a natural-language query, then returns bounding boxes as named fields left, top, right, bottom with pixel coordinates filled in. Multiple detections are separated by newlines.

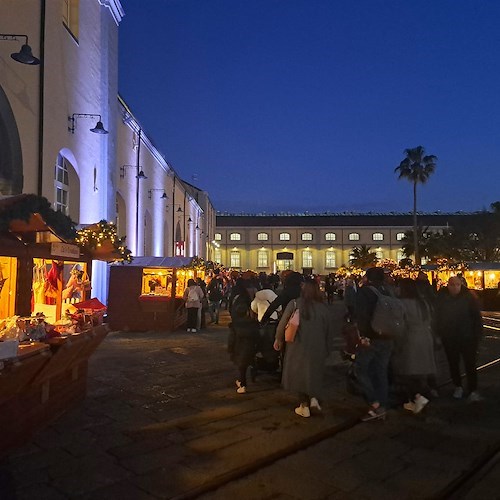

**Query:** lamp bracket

left=0, top=34, right=29, bottom=44
left=68, top=113, right=103, bottom=134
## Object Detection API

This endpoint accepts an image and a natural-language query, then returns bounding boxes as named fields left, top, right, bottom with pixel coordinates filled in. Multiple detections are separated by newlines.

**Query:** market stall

left=107, top=256, right=205, bottom=331
left=0, top=195, right=119, bottom=454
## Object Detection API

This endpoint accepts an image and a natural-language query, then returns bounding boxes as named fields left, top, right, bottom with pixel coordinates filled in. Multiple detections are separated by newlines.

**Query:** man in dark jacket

left=355, top=267, right=394, bottom=421
left=436, top=276, right=483, bottom=402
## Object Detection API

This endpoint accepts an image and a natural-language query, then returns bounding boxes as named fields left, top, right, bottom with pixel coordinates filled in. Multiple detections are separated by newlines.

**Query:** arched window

left=280, top=232, right=291, bottom=241
left=230, top=232, right=241, bottom=241
left=54, top=154, right=70, bottom=215
left=325, top=232, right=336, bottom=241
left=301, top=232, right=313, bottom=241
left=396, top=232, right=405, bottom=241
left=348, top=232, right=360, bottom=241
left=372, top=232, right=384, bottom=241
left=257, top=232, right=268, bottom=241
left=214, top=233, right=222, bottom=240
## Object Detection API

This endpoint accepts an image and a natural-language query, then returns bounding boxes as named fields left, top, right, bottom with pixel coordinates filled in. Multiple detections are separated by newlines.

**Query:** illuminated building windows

left=325, top=232, right=336, bottom=241
left=348, top=232, right=360, bottom=241
left=214, top=248, right=222, bottom=263
left=257, top=232, right=268, bottom=241
left=230, top=233, right=241, bottom=241
left=375, top=250, right=383, bottom=260
left=230, top=251, right=241, bottom=268
left=257, top=249, right=268, bottom=268
left=54, top=155, right=69, bottom=215
left=302, top=250, right=313, bottom=268
left=279, top=232, right=290, bottom=241
left=325, top=251, right=336, bottom=268
left=301, top=232, right=313, bottom=241
left=397, top=250, right=405, bottom=261
left=373, top=233, right=384, bottom=241
left=62, top=0, right=79, bottom=40
left=214, top=233, right=222, bottom=241
left=396, top=232, right=405, bottom=241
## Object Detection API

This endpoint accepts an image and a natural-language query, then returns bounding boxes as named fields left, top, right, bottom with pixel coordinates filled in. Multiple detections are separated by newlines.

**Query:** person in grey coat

left=392, top=278, right=437, bottom=414
left=274, top=278, right=333, bottom=418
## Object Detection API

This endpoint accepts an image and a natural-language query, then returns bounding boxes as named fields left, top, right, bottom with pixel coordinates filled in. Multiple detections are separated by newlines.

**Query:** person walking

left=355, top=267, right=395, bottom=421
left=228, top=302, right=260, bottom=394
left=207, top=271, right=224, bottom=324
left=435, top=276, right=484, bottom=402
left=392, top=278, right=437, bottom=414
left=273, top=278, right=333, bottom=418
left=183, top=278, right=204, bottom=333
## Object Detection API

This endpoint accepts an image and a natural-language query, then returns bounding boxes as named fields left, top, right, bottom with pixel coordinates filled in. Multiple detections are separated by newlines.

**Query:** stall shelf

left=108, top=257, right=204, bottom=331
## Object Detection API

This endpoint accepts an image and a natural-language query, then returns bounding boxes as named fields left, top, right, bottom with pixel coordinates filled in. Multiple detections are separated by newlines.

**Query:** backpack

left=368, top=286, right=405, bottom=337
left=187, top=286, right=199, bottom=302
left=208, top=280, right=223, bottom=301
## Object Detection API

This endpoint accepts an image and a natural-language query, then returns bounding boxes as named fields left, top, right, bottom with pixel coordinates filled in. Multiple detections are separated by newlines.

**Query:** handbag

left=284, top=300, right=300, bottom=343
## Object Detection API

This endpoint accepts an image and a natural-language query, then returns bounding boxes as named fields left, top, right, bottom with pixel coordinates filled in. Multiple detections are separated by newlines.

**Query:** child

left=227, top=302, right=260, bottom=394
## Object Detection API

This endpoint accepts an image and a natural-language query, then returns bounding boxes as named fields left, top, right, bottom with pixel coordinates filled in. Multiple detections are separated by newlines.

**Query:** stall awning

left=114, top=256, right=195, bottom=268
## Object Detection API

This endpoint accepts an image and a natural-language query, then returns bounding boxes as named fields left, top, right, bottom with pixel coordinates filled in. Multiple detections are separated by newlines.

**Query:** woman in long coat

left=392, top=278, right=437, bottom=414
left=274, top=278, right=332, bottom=418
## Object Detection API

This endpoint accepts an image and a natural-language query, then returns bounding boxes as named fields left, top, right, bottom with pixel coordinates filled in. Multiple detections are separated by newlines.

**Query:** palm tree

left=395, top=146, right=437, bottom=265
left=350, top=244, right=378, bottom=268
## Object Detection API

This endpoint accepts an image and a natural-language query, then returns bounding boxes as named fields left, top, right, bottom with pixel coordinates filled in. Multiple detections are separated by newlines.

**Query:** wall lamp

left=68, top=113, right=108, bottom=134
left=148, top=189, right=168, bottom=199
left=166, top=204, right=183, bottom=213
left=120, top=165, right=147, bottom=179
left=0, top=34, right=40, bottom=65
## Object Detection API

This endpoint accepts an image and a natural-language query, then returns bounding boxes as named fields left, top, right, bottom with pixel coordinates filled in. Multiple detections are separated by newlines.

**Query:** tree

left=395, top=146, right=437, bottom=265
left=350, top=244, right=378, bottom=268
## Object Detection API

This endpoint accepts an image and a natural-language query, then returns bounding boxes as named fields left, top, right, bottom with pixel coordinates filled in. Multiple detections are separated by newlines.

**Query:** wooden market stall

left=0, top=195, right=112, bottom=455
left=107, top=256, right=205, bottom=331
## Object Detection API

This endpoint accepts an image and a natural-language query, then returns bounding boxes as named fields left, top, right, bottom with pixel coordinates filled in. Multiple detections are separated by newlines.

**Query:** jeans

left=209, top=300, right=221, bottom=323
left=355, top=338, right=393, bottom=408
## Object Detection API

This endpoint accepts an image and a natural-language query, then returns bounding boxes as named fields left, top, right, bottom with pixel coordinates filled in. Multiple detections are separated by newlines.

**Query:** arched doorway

left=0, top=85, right=23, bottom=194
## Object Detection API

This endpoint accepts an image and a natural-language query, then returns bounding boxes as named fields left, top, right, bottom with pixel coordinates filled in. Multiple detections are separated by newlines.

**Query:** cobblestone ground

left=1, top=304, right=500, bottom=499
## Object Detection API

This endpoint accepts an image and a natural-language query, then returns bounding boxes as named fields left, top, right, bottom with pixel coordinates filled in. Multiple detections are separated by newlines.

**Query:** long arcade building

left=215, top=213, right=481, bottom=275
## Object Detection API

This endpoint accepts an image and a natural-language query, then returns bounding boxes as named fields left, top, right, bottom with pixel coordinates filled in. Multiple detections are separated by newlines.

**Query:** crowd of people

left=183, top=267, right=484, bottom=420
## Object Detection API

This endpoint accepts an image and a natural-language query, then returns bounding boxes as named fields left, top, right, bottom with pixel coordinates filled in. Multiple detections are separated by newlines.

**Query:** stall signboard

left=51, top=243, right=80, bottom=259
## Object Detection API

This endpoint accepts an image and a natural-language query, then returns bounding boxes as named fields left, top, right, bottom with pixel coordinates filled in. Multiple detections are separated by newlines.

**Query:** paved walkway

left=1, top=305, right=500, bottom=499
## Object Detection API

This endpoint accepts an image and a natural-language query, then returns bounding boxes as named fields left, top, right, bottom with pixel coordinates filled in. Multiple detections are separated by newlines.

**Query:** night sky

left=118, top=1, right=500, bottom=214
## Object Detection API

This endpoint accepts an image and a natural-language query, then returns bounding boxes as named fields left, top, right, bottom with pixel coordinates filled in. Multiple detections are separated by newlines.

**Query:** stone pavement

left=1, top=305, right=500, bottom=499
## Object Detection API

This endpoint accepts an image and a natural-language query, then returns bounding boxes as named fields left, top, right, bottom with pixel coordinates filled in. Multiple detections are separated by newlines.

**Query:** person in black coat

left=227, top=302, right=260, bottom=394
left=435, top=276, right=483, bottom=402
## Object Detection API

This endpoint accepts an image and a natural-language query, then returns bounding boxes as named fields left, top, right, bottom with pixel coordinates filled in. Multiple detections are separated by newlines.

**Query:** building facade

left=0, top=0, right=216, bottom=304
left=215, top=214, right=478, bottom=274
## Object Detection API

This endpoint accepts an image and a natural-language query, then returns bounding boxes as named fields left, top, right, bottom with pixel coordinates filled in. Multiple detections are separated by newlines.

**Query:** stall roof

left=115, top=256, right=195, bottom=268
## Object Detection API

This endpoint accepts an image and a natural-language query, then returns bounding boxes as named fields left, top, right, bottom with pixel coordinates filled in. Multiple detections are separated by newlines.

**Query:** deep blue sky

left=118, top=1, right=500, bottom=214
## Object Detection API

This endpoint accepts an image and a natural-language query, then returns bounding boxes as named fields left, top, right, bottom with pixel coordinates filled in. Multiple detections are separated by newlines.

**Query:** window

left=214, top=248, right=222, bottom=263
left=348, top=233, right=360, bottom=241
left=375, top=250, right=383, bottom=260
left=396, top=232, right=405, bottom=241
left=396, top=250, right=405, bottom=262
left=214, top=233, right=222, bottom=241
left=230, top=233, right=241, bottom=241
left=257, top=232, right=268, bottom=241
left=372, top=233, right=384, bottom=241
left=62, top=0, right=79, bottom=40
left=325, top=232, right=336, bottom=241
left=257, top=249, right=268, bottom=268
left=325, top=251, right=336, bottom=268
left=302, top=250, right=313, bottom=268
left=54, top=156, right=69, bottom=215
left=230, top=251, right=241, bottom=268
left=301, top=232, right=313, bottom=241
left=279, top=232, right=290, bottom=241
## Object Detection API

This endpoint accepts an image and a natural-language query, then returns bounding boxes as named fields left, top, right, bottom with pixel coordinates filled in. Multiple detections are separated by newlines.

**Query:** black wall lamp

left=120, top=165, right=147, bottom=179
left=0, top=34, right=40, bottom=65
left=68, top=113, right=108, bottom=134
left=148, top=189, right=168, bottom=199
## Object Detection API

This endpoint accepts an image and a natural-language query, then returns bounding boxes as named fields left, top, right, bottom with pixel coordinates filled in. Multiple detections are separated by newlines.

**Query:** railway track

left=174, top=344, right=500, bottom=500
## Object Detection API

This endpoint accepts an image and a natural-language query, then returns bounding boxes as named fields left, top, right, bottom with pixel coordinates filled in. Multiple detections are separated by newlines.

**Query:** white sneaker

left=310, top=397, right=322, bottom=411
left=413, top=394, right=429, bottom=414
left=453, top=386, right=464, bottom=399
left=467, top=391, right=484, bottom=403
left=187, top=328, right=192, bottom=332
left=191, top=329, right=197, bottom=333
left=294, top=404, right=310, bottom=418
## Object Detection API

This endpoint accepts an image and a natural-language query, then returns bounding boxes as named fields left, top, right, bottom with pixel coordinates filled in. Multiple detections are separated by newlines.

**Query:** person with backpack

left=183, top=278, right=204, bottom=333
left=354, top=267, right=398, bottom=421
left=207, top=272, right=224, bottom=324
